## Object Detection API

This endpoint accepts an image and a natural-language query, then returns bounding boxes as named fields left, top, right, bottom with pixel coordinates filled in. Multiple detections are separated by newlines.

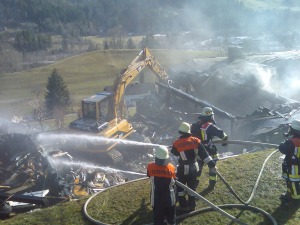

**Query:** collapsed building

left=134, top=50, right=300, bottom=152
left=1, top=49, right=300, bottom=216
left=0, top=122, right=130, bottom=216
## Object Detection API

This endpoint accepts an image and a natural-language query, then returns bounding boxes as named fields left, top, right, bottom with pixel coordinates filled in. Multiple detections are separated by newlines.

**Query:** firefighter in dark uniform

left=279, top=119, right=300, bottom=206
left=191, top=107, right=228, bottom=190
left=171, top=122, right=216, bottom=212
left=147, top=146, right=176, bottom=225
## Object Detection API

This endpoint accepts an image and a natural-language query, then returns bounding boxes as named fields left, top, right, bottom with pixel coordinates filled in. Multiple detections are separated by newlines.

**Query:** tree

left=44, top=68, right=71, bottom=128
left=103, top=40, right=109, bottom=49
left=126, top=38, right=136, bottom=49
left=139, top=35, right=159, bottom=49
left=107, top=26, right=126, bottom=49
left=30, top=84, right=46, bottom=129
left=13, top=30, right=52, bottom=52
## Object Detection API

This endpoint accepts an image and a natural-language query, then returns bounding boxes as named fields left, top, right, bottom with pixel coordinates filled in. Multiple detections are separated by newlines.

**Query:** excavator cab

left=82, top=92, right=110, bottom=121
left=69, top=92, right=113, bottom=133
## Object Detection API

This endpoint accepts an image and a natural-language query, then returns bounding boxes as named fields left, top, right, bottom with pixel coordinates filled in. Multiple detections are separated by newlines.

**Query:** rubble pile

left=0, top=122, right=130, bottom=216
left=1, top=51, right=300, bottom=217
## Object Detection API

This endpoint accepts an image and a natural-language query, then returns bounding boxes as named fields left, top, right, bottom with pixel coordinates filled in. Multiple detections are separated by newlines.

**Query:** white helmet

left=179, top=122, right=191, bottom=134
left=155, top=146, right=169, bottom=160
left=291, top=119, right=300, bottom=131
left=201, top=107, right=214, bottom=116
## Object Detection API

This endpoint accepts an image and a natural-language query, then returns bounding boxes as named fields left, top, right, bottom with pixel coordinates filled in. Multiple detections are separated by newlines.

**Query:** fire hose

left=82, top=140, right=279, bottom=225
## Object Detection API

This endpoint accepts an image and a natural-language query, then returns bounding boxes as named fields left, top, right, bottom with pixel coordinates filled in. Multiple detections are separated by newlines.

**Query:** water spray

left=51, top=158, right=146, bottom=176
left=36, top=133, right=164, bottom=148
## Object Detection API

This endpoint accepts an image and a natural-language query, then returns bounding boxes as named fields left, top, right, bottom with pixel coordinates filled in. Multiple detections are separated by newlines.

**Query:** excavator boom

left=68, top=48, right=169, bottom=158
left=112, top=48, right=168, bottom=119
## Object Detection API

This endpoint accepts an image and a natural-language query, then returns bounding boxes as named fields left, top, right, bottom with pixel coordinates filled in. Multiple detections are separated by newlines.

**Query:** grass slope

left=2, top=149, right=300, bottom=225
left=0, top=49, right=217, bottom=117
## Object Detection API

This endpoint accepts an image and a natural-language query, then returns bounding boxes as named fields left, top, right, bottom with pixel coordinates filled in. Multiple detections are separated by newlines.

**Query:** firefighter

left=171, top=122, right=216, bottom=212
left=279, top=119, right=300, bottom=206
left=191, top=107, right=228, bottom=190
left=147, top=146, right=176, bottom=225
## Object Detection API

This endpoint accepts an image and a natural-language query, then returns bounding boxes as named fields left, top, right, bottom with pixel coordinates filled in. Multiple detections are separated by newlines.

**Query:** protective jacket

left=191, top=121, right=227, bottom=159
left=147, top=162, right=176, bottom=225
left=147, top=162, right=176, bottom=206
left=171, top=134, right=214, bottom=210
left=171, top=134, right=214, bottom=170
left=279, top=137, right=300, bottom=181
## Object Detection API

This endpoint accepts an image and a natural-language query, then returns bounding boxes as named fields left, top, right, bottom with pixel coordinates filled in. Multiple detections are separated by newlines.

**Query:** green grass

left=3, top=150, right=300, bottom=225
left=0, top=49, right=218, bottom=119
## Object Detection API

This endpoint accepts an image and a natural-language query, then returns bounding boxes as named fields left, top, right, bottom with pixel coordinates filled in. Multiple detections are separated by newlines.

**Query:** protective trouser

left=209, top=160, right=217, bottom=185
left=286, top=180, right=300, bottom=199
left=206, top=145, right=218, bottom=185
left=153, top=202, right=175, bottom=225
left=198, top=159, right=217, bottom=186
left=176, top=164, right=198, bottom=210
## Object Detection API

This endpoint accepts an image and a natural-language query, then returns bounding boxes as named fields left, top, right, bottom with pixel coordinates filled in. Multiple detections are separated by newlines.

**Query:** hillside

left=2, top=0, right=300, bottom=75
left=1, top=0, right=300, bottom=35
left=0, top=49, right=217, bottom=118
left=2, top=149, right=300, bottom=225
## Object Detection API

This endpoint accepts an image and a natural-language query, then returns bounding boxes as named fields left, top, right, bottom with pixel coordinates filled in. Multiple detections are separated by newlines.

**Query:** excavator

left=68, top=48, right=169, bottom=162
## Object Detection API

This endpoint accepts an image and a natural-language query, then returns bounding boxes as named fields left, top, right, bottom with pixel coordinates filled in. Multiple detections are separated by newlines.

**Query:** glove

left=221, top=135, right=228, bottom=146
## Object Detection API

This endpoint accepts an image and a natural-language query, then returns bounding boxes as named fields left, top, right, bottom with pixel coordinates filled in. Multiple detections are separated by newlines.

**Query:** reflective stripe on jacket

left=282, top=137, right=300, bottom=181
left=147, top=162, right=176, bottom=206
left=173, top=136, right=200, bottom=163
left=200, top=122, right=212, bottom=144
left=172, top=135, right=213, bottom=175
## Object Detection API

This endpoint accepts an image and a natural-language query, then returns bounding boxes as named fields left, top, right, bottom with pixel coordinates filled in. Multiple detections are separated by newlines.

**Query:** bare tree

left=0, top=39, right=22, bottom=74
left=107, top=26, right=126, bottom=49
left=53, top=106, right=66, bottom=129
left=29, top=98, right=46, bottom=130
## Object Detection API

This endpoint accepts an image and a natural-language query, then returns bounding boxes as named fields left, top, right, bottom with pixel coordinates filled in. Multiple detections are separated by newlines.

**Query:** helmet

left=179, top=122, right=191, bottom=134
left=201, top=107, right=214, bottom=116
left=155, top=146, right=169, bottom=160
left=291, top=119, right=300, bottom=131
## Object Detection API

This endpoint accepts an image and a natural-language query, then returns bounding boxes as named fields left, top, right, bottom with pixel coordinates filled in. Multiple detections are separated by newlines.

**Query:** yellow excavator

left=68, top=48, right=169, bottom=162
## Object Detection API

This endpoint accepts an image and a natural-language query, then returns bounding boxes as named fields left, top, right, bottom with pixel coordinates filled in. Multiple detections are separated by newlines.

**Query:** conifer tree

left=45, top=68, right=71, bottom=128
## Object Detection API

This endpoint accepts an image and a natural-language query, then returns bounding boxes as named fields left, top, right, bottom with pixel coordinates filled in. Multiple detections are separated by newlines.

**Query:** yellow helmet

left=179, top=122, right=191, bottom=134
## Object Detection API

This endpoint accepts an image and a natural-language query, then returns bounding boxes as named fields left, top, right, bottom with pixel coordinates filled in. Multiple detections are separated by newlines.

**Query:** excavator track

left=107, top=148, right=123, bottom=164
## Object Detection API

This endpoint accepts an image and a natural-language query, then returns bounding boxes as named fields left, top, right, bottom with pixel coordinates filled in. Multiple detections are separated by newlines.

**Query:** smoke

left=246, top=63, right=274, bottom=92
left=214, top=56, right=300, bottom=102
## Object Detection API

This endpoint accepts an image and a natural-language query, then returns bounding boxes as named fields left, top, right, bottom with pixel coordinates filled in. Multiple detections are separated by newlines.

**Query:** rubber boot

left=207, top=180, right=216, bottom=191
left=177, top=194, right=190, bottom=212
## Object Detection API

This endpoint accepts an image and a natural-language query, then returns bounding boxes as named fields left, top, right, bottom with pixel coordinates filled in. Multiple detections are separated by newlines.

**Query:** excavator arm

left=112, top=48, right=168, bottom=120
